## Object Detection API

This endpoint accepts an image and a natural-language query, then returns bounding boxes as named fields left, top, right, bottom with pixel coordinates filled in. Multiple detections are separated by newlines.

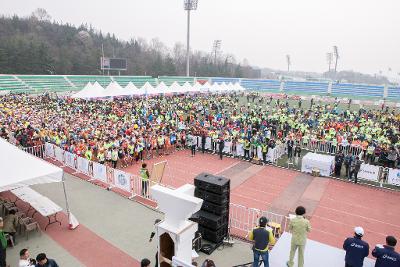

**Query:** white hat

left=354, top=227, right=364, bottom=236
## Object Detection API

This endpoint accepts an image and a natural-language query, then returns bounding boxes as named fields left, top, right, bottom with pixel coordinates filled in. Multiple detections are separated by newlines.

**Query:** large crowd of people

left=0, top=92, right=399, bottom=172
left=0, top=91, right=399, bottom=266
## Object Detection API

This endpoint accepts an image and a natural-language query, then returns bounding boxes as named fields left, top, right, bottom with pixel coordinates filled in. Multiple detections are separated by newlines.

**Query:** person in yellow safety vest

left=85, top=147, right=93, bottom=161
left=261, top=142, right=268, bottom=165
left=97, top=149, right=105, bottom=165
left=140, top=163, right=150, bottom=197
left=111, top=148, right=118, bottom=168
left=248, top=216, right=276, bottom=267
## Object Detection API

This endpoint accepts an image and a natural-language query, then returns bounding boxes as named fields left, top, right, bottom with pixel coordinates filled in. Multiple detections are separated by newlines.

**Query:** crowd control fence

left=19, top=142, right=400, bottom=240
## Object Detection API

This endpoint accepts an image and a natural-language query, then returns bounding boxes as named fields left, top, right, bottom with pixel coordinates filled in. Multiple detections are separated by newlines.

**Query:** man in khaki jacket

left=287, top=206, right=311, bottom=267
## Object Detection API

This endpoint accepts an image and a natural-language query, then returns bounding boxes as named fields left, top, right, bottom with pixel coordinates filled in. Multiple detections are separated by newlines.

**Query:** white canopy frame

left=0, top=138, right=78, bottom=229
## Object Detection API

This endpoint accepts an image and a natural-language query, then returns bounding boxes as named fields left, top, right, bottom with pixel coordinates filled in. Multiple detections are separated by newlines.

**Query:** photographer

left=372, top=236, right=400, bottom=267
left=19, top=249, right=36, bottom=267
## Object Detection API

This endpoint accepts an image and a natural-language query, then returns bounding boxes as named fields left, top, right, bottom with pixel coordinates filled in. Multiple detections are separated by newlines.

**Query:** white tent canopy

left=90, top=81, right=107, bottom=97
left=0, top=138, right=63, bottom=192
left=210, top=82, right=222, bottom=92
left=191, top=82, right=202, bottom=92
left=169, top=82, right=183, bottom=93
left=124, top=82, right=139, bottom=95
left=103, top=81, right=125, bottom=97
left=234, top=82, right=245, bottom=91
left=141, top=82, right=156, bottom=95
left=0, top=138, right=79, bottom=228
left=199, top=82, right=212, bottom=93
left=156, top=82, right=169, bottom=94
left=71, top=82, right=93, bottom=98
left=181, top=82, right=194, bottom=93
left=72, top=82, right=106, bottom=99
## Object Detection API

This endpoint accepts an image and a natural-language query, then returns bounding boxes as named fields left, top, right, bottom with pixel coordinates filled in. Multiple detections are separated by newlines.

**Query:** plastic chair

left=21, top=217, right=41, bottom=240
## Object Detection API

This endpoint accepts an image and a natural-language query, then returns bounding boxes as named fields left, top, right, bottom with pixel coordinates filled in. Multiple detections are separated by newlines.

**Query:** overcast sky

left=1, top=0, right=399, bottom=75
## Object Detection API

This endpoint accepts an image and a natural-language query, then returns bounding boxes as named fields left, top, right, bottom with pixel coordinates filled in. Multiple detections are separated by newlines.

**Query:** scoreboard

left=100, top=57, right=127, bottom=71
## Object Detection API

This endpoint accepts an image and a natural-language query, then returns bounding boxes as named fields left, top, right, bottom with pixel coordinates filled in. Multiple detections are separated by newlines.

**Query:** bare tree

left=31, top=8, right=51, bottom=21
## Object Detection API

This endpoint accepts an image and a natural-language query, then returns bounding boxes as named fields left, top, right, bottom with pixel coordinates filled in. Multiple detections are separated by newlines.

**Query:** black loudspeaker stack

left=193, top=173, right=230, bottom=244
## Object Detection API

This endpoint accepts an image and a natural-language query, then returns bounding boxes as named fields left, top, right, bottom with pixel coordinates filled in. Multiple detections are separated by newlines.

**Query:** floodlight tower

left=326, top=52, right=333, bottom=72
left=212, top=40, right=222, bottom=65
left=184, top=0, right=198, bottom=77
left=286, top=55, right=291, bottom=72
left=333, top=46, right=339, bottom=73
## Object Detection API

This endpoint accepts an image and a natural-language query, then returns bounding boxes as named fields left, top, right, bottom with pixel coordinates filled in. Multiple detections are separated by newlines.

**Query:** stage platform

left=268, top=233, right=375, bottom=267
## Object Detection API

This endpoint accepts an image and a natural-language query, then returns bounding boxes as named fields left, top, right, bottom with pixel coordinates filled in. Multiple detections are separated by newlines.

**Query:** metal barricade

left=22, top=144, right=46, bottom=158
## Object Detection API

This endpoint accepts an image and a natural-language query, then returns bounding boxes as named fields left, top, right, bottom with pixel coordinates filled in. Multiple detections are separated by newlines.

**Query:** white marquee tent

left=125, top=82, right=139, bottom=95
left=210, top=82, right=222, bottom=92
left=103, top=81, right=125, bottom=97
left=181, top=82, right=194, bottom=93
left=156, top=82, right=169, bottom=94
left=141, top=82, right=158, bottom=95
left=71, top=79, right=242, bottom=99
left=0, top=138, right=78, bottom=228
left=71, top=82, right=105, bottom=99
left=71, top=82, right=94, bottom=98
left=169, top=81, right=183, bottom=93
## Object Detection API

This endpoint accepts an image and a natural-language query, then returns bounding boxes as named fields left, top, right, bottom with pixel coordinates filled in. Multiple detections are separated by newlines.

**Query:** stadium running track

left=9, top=150, right=399, bottom=266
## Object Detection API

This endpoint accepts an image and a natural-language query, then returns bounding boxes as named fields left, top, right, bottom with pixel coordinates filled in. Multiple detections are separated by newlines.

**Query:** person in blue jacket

left=372, top=236, right=400, bottom=267
left=343, top=227, right=369, bottom=267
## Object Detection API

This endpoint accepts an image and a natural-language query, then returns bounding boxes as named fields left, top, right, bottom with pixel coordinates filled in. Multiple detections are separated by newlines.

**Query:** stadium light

left=212, top=40, right=222, bottom=65
left=286, top=55, right=291, bottom=72
left=184, top=0, right=198, bottom=77
left=333, top=46, right=339, bottom=73
left=326, top=52, right=333, bottom=72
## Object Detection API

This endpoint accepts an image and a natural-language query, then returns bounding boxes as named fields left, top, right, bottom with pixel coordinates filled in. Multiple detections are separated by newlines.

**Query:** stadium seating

left=331, top=83, right=384, bottom=99
left=158, top=76, right=195, bottom=86
left=18, top=75, right=72, bottom=92
left=284, top=81, right=328, bottom=95
left=240, top=79, right=281, bottom=92
left=387, top=86, right=400, bottom=101
left=66, top=75, right=112, bottom=89
left=0, top=75, right=30, bottom=93
left=0, top=74, right=398, bottom=101
left=210, top=77, right=241, bottom=85
left=112, top=76, right=157, bottom=87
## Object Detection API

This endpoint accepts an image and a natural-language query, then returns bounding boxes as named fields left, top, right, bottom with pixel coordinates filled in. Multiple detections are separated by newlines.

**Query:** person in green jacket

left=287, top=206, right=311, bottom=267
left=0, top=217, right=7, bottom=267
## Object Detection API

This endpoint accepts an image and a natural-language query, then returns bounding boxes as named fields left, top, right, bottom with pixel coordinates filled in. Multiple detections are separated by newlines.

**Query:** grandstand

left=240, top=79, right=281, bottom=92
left=331, top=83, right=384, bottom=99
left=388, top=86, right=400, bottom=100
left=210, top=77, right=241, bottom=85
left=158, top=76, right=195, bottom=85
left=0, top=75, right=30, bottom=93
left=0, top=74, right=399, bottom=101
left=18, top=75, right=72, bottom=92
left=112, top=76, right=157, bottom=87
left=284, top=81, right=329, bottom=95
left=66, top=75, right=112, bottom=89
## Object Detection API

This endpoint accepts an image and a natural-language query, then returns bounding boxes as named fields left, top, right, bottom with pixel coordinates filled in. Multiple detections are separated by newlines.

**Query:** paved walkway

left=4, top=150, right=399, bottom=266
left=4, top=173, right=254, bottom=267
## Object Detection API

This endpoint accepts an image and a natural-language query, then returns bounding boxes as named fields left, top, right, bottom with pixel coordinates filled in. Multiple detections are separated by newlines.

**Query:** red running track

left=124, top=151, right=400, bottom=250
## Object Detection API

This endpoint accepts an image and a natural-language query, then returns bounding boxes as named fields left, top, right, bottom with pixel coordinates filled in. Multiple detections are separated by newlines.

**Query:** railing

left=194, top=136, right=286, bottom=164
left=299, top=139, right=364, bottom=156
left=19, top=142, right=399, bottom=242
left=41, top=142, right=157, bottom=202
left=21, top=144, right=45, bottom=158
left=229, top=203, right=289, bottom=239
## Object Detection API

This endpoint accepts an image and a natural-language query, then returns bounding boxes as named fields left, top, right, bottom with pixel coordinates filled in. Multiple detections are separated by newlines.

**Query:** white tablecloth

left=301, top=152, right=334, bottom=177
left=11, top=187, right=62, bottom=217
